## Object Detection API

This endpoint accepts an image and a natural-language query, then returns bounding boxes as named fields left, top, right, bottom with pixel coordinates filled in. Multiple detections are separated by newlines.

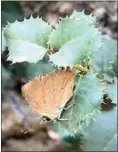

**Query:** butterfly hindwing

left=22, top=69, right=77, bottom=120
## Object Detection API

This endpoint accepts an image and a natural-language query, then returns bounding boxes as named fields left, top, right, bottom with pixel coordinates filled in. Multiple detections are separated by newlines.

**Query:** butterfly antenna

left=21, top=116, right=44, bottom=134
left=31, top=116, right=44, bottom=129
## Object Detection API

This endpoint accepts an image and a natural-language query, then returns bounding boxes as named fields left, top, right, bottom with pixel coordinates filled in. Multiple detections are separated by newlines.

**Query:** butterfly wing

left=22, top=69, right=77, bottom=120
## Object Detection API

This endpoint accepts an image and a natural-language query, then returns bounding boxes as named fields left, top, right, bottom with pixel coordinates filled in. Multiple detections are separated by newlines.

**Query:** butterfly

left=22, top=68, right=77, bottom=121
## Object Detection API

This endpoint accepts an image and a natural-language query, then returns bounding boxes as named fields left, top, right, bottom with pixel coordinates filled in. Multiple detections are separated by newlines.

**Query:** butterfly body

left=22, top=69, right=77, bottom=120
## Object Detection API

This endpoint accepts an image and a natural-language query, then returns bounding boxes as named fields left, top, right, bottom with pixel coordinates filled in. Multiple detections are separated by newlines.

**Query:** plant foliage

left=3, top=17, right=52, bottom=63
left=3, top=9, right=117, bottom=149
left=50, top=72, right=103, bottom=135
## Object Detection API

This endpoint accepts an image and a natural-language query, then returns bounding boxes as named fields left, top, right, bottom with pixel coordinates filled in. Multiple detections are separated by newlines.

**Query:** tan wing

left=22, top=69, right=77, bottom=120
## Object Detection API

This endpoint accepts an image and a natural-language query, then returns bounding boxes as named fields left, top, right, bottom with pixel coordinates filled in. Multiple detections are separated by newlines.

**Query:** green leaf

left=60, top=128, right=83, bottom=147
left=2, top=1, right=23, bottom=26
left=7, top=62, right=28, bottom=77
left=4, top=17, right=52, bottom=63
left=104, top=82, right=117, bottom=104
left=50, top=36, right=90, bottom=67
left=48, top=10, right=102, bottom=67
left=26, top=60, right=57, bottom=80
left=92, top=37, right=117, bottom=81
left=104, top=133, right=117, bottom=151
left=6, top=59, right=57, bottom=80
left=83, top=107, right=117, bottom=151
left=48, top=10, right=96, bottom=50
left=50, top=30, right=101, bottom=67
left=51, top=72, right=103, bottom=135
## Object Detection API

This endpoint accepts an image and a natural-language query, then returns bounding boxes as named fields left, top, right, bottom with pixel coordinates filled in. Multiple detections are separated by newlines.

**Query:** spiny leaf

left=49, top=10, right=102, bottom=67
left=83, top=107, right=117, bottom=151
left=3, top=16, right=52, bottom=63
left=71, top=10, right=96, bottom=25
left=50, top=36, right=90, bottom=67
left=26, top=60, right=57, bottom=80
left=91, top=37, right=117, bottom=81
left=50, top=29, right=101, bottom=67
left=48, top=10, right=97, bottom=50
left=51, top=72, right=103, bottom=135
left=2, top=1, right=23, bottom=26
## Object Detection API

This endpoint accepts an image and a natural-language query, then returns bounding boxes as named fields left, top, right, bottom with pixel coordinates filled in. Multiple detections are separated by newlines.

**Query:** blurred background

left=1, top=1, right=117, bottom=151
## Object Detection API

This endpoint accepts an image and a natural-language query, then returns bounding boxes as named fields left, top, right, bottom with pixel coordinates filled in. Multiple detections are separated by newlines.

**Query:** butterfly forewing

left=22, top=69, right=77, bottom=120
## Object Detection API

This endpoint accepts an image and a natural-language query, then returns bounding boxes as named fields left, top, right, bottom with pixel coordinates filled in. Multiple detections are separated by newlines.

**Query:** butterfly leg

left=63, top=103, right=75, bottom=110
left=21, top=116, right=44, bottom=134
left=56, top=114, right=70, bottom=121
left=58, top=118, right=70, bottom=121
left=58, top=103, right=74, bottom=112
left=57, top=104, right=75, bottom=121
